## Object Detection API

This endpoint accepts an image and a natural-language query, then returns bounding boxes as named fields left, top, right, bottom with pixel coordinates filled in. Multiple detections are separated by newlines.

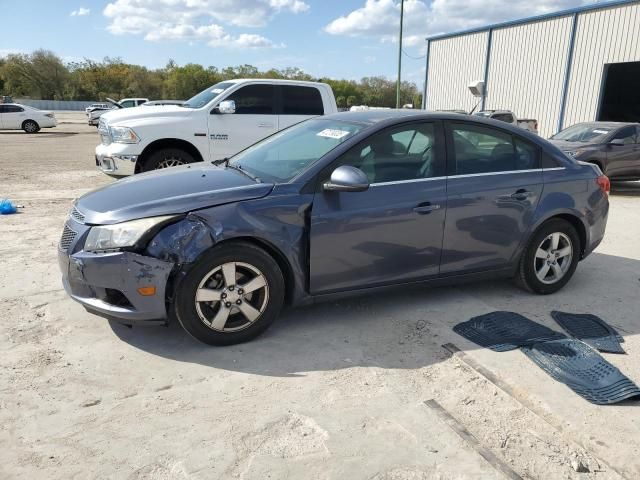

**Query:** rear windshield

left=551, top=124, right=612, bottom=142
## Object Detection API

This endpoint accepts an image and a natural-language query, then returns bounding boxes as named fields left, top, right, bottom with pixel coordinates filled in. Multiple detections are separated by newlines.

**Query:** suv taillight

left=596, top=175, right=610, bottom=195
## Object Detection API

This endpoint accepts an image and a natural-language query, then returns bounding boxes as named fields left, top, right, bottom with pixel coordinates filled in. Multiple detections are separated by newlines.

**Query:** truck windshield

left=182, top=82, right=234, bottom=108
left=551, top=124, right=612, bottom=142
left=230, top=118, right=364, bottom=183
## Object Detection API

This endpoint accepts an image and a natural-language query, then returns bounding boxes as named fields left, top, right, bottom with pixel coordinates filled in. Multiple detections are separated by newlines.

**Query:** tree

left=0, top=49, right=423, bottom=107
left=0, top=50, right=68, bottom=99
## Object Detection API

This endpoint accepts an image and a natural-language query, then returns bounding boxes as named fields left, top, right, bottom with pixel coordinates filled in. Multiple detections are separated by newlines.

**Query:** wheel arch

left=221, top=236, right=296, bottom=305
left=532, top=213, right=587, bottom=259
left=22, top=119, right=40, bottom=129
left=137, top=138, right=204, bottom=173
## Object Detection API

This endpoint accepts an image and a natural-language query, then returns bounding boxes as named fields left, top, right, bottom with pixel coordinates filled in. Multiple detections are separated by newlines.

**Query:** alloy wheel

left=534, top=232, right=573, bottom=285
left=194, top=262, right=269, bottom=332
left=156, top=156, right=186, bottom=168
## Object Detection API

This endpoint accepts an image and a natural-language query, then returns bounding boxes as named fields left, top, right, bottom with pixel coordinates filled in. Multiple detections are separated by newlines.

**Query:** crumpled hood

left=101, top=105, right=189, bottom=124
left=76, top=163, right=274, bottom=225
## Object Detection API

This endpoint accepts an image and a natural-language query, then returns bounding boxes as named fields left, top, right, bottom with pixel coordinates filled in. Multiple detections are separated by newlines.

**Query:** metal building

left=422, top=0, right=640, bottom=138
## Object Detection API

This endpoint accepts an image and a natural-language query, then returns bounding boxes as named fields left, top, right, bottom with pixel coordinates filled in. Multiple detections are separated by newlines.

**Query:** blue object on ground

left=0, top=199, right=17, bottom=214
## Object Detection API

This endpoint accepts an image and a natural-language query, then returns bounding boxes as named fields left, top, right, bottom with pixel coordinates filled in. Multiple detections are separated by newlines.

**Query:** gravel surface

left=1, top=114, right=639, bottom=479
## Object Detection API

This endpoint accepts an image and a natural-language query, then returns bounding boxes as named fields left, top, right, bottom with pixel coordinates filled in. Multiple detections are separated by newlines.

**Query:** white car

left=0, top=103, right=57, bottom=132
left=95, top=79, right=338, bottom=176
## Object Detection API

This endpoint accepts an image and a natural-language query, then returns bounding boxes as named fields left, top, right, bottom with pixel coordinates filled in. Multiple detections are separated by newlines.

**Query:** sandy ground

left=1, top=113, right=639, bottom=479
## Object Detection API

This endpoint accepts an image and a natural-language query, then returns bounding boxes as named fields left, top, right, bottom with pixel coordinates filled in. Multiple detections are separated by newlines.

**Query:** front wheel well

left=137, top=138, right=204, bottom=173
left=225, top=237, right=296, bottom=305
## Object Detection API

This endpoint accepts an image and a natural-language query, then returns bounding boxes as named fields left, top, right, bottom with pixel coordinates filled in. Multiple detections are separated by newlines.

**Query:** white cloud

left=70, top=7, right=90, bottom=16
left=103, top=0, right=309, bottom=48
left=325, top=0, right=590, bottom=48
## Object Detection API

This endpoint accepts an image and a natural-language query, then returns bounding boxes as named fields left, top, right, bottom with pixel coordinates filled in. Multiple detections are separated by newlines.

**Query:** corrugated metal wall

left=424, top=1, right=640, bottom=138
left=425, top=32, right=488, bottom=113
left=15, top=98, right=98, bottom=111
left=484, top=16, right=572, bottom=138
left=562, top=3, right=640, bottom=129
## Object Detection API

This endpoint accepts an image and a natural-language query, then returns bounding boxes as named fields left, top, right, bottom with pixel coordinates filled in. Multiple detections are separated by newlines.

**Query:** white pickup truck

left=473, top=110, right=538, bottom=135
left=95, top=79, right=338, bottom=177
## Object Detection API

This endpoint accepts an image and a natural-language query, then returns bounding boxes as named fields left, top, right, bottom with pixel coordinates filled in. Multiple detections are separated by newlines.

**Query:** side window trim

left=444, top=120, right=542, bottom=176
left=317, top=119, right=446, bottom=189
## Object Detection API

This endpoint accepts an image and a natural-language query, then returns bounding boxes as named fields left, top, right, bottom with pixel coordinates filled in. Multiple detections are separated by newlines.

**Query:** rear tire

left=515, top=219, right=580, bottom=294
left=174, top=242, right=285, bottom=346
left=143, top=148, right=195, bottom=172
left=22, top=120, right=40, bottom=133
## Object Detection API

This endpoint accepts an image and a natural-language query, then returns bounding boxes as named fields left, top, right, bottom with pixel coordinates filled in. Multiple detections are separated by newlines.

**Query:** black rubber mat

left=453, top=311, right=566, bottom=352
left=551, top=311, right=625, bottom=354
left=523, top=339, right=640, bottom=405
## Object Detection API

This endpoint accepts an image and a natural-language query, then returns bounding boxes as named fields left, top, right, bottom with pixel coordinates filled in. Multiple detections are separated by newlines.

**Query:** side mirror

left=215, top=100, right=236, bottom=114
left=609, top=138, right=625, bottom=146
left=323, top=166, right=370, bottom=192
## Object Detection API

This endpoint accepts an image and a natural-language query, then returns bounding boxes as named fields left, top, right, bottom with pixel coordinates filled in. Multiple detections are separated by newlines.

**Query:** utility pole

left=396, top=0, right=404, bottom=108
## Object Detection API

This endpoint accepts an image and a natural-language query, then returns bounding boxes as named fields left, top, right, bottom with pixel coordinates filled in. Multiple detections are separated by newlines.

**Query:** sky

left=0, top=0, right=603, bottom=86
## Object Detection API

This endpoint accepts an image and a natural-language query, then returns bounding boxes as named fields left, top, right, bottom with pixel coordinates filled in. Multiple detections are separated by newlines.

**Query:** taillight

left=596, top=175, right=610, bottom=195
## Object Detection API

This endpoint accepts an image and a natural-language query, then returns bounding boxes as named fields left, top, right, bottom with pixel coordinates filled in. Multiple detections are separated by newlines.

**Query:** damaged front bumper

left=59, top=248, right=174, bottom=324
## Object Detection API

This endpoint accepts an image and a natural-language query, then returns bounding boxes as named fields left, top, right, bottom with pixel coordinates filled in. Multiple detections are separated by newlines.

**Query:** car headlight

left=110, top=125, right=140, bottom=144
left=85, top=215, right=178, bottom=252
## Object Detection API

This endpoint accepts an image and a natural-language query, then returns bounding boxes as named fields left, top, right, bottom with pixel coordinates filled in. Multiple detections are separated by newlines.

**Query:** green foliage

left=0, top=51, right=422, bottom=107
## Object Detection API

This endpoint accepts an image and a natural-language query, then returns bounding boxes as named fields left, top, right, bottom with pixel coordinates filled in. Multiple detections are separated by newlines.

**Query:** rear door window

left=450, top=123, right=539, bottom=174
left=227, top=84, right=275, bottom=114
left=280, top=86, right=324, bottom=115
left=612, top=126, right=637, bottom=145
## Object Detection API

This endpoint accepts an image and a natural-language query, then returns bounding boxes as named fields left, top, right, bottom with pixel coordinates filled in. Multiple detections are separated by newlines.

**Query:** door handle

left=413, top=202, right=440, bottom=214
left=258, top=122, right=274, bottom=128
left=498, top=189, right=533, bottom=201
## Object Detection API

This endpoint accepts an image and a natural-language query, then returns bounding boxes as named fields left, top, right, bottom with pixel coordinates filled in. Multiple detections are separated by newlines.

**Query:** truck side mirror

left=215, top=100, right=236, bottom=114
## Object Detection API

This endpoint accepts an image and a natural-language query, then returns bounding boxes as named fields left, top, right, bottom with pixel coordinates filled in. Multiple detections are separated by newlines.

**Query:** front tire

left=515, top=219, right=580, bottom=294
left=174, top=242, right=285, bottom=346
left=143, top=148, right=195, bottom=172
left=22, top=120, right=40, bottom=133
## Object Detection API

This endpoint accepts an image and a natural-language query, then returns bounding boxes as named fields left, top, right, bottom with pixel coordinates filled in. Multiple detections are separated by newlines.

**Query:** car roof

left=572, top=121, right=639, bottom=128
left=229, top=78, right=330, bottom=87
left=322, top=109, right=518, bottom=126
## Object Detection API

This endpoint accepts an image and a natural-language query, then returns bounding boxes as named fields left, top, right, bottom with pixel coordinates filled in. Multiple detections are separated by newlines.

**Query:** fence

left=15, top=98, right=98, bottom=111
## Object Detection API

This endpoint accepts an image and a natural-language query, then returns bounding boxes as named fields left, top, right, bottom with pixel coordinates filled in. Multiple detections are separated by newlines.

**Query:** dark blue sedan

left=59, top=111, right=609, bottom=345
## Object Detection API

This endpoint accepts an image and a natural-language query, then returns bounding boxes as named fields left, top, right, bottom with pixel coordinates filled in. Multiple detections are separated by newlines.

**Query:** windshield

left=551, top=124, right=612, bottom=142
left=182, top=82, right=234, bottom=108
left=230, top=118, right=364, bottom=182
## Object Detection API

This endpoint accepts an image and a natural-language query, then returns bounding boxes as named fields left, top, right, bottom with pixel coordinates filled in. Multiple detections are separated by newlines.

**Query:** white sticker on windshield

left=317, top=128, right=350, bottom=139
left=593, top=129, right=609, bottom=134
left=211, top=88, right=224, bottom=94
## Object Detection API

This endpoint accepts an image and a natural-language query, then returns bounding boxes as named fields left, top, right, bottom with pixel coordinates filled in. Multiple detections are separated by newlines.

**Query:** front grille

left=60, top=225, right=78, bottom=251
left=70, top=207, right=85, bottom=223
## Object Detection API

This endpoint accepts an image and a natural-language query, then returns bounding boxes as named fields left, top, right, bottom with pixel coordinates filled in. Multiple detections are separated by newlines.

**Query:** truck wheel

left=515, top=219, right=580, bottom=294
left=143, top=148, right=195, bottom=172
left=22, top=120, right=40, bottom=133
left=174, top=242, right=285, bottom=346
